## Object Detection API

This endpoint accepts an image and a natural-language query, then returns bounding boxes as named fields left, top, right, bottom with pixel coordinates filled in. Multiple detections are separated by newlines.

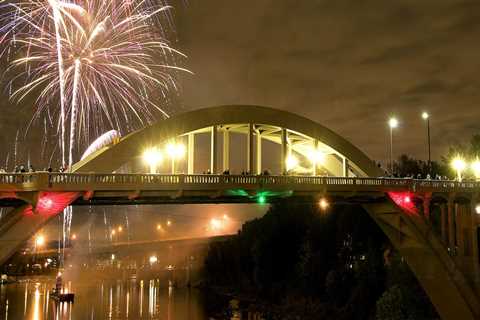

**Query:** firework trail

left=1, top=0, right=189, bottom=167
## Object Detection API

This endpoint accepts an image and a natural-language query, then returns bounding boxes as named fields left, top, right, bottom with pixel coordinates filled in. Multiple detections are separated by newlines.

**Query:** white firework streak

left=1, top=0, right=190, bottom=167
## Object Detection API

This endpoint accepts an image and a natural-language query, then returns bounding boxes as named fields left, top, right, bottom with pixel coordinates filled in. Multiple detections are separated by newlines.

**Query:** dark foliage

left=203, top=199, right=438, bottom=319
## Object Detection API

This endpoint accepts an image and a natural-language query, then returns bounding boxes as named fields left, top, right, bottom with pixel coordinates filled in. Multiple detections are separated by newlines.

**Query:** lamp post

left=451, top=157, right=466, bottom=181
left=166, top=142, right=186, bottom=174
left=471, top=158, right=480, bottom=181
left=422, top=112, right=431, bottom=172
left=388, top=117, right=398, bottom=175
left=143, top=147, right=162, bottom=174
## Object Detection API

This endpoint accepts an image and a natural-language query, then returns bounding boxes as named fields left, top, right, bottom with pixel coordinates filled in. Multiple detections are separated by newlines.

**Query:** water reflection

left=0, top=279, right=208, bottom=320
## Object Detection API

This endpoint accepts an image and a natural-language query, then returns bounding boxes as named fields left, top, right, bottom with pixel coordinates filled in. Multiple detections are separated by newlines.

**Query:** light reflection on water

left=0, top=279, right=208, bottom=320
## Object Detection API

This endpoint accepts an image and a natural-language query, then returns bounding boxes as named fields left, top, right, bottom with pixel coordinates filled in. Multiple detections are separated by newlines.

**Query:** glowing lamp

left=142, top=147, right=163, bottom=173
left=286, top=155, right=299, bottom=171
left=149, top=255, right=158, bottom=264
left=388, top=118, right=398, bottom=129
left=35, top=235, right=45, bottom=247
left=471, top=159, right=480, bottom=180
left=319, top=198, right=329, bottom=210
left=476, top=205, right=480, bottom=215
left=307, top=148, right=326, bottom=165
left=422, top=112, right=429, bottom=120
left=210, top=218, right=222, bottom=231
left=258, top=195, right=266, bottom=204
left=451, top=157, right=466, bottom=181
left=166, top=142, right=186, bottom=159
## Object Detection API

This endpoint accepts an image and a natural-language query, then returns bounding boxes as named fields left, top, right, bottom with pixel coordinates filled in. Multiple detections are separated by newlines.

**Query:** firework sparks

left=1, top=0, right=189, bottom=167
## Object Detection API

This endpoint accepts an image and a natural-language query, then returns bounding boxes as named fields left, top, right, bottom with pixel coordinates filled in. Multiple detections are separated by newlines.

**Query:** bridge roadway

left=0, top=172, right=478, bottom=206
left=29, top=235, right=234, bottom=258
left=2, top=172, right=480, bottom=320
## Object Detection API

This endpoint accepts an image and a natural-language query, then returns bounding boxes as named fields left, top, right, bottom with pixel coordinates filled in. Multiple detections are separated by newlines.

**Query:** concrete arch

left=72, top=105, right=382, bottom=176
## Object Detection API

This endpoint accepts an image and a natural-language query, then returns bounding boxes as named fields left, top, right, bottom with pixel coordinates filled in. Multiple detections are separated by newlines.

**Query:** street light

left=471, top=159, right=480, bottom=181
left=286, top=155, right=299, bottom=172
left=35, top=235, right=45, bottom=247
left=388, top=117, right=398, bottom=175
left=149, top=255, right=158, bottom=264
left=422, top=112, right=431, bottom=173
left=451, top=157, right=466, bottom=181
left=319, top=198, right=329, bottom=211
left=475, top=204, right=480, bottom=215
left=166, top=142, right=186, bottom=174
left=307, top=148, right=325, bottom=176
left=143, top=147, right=163, bottom=174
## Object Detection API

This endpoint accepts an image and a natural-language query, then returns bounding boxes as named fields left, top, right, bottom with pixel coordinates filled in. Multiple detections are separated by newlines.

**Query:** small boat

left=50, top=272, right=74, bottom=303
left=50, top=290, right=75, bottom=303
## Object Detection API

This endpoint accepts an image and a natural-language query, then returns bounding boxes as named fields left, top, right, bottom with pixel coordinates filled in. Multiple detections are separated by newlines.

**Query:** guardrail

left=0, top=173, right=479, bottom=192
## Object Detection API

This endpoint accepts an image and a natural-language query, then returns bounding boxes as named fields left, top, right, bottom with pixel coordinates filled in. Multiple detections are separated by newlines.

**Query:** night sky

left=174, top=0, right=480, bottom=163
left=2, top=0, right=480, bottom=166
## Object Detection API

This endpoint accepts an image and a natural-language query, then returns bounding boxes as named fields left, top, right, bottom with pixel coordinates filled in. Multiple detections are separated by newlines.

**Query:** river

left=0, top=279, right=214, bottom=320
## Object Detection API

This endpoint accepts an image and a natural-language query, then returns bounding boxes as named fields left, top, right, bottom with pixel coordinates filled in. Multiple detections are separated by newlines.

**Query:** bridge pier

left=470, top=196, right=480, bottom=284
left=281, top=128, right=288, bottom=174
left=223, top=130, right=230, bottom=172
left=448, top=197, right=455, bottom=253
left=256, top=130, right=262, bottom=174
left=211, top=126, right=218, bottom=174
left=188, top=133, right=194, bottom=174
left=247, top=123, right=254, bottom=174
left=440, top=203, right=447, bottom=245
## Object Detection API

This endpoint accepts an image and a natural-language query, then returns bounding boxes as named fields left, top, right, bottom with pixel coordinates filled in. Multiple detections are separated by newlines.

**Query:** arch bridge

left=0, top=105, right=479, bottom=319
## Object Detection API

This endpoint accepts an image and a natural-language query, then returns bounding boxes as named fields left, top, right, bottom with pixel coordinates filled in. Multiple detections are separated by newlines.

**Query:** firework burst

left=1, top=0, right=189, bottom=167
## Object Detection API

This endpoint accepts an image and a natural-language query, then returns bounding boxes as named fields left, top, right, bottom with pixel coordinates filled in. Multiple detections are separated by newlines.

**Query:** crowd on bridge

left=0, top=165, right=68, bottom=173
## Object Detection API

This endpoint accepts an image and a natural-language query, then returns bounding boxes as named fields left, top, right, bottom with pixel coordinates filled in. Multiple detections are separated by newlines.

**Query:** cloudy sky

left=1, top=0, right=480, bottom=167
left=173, top=0, right=480, bottom=163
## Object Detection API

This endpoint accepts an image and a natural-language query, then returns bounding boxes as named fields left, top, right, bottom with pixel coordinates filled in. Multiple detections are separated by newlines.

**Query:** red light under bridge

left=388, top=191, right=418, bottom=215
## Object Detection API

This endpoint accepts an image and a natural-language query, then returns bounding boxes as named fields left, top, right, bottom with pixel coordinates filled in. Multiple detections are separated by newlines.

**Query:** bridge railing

left=1, top=173, right=480, bottom=192
left=0, top=173, right=36, bottom=185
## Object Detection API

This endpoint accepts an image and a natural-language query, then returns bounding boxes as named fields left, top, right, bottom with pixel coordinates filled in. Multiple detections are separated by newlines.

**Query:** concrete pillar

left=471, top=195, right=480, bottom=282
left=342, top=157, right=349, bottom=177
left=256, top=132, right=262, bottom=174
left=210, top=126, right=218, bottom=174
left=222, top=130, right=230, bottom=172
left=448, top=198, right=455, bottom=252
left=423, top=194, right=431, bottom=220
left=247, top=123, right=254, bottom=174
left=313, top=140, right=319, bottom=176
left=441, top=203, right=447, bottom=244
left=457, top=204, right=464, bottom=257
left=187, top=133, right=194, bottom=174
left=281, top=128, right=288, bottom=174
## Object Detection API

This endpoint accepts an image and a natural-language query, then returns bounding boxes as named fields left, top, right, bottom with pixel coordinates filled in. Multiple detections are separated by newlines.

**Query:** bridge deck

left=0, top=172, right=477, bottom=191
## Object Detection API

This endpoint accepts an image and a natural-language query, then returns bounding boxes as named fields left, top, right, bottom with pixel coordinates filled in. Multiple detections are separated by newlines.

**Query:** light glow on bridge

left=388, top=192, right=417, bottom=215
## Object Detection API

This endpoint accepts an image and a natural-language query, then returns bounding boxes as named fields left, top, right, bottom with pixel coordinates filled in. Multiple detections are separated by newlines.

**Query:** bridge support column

left=448, top=197, right=455, bottom=253
left=470, top=196, right=480, bottom=283
left=281, top=128, right=288, bottom=175
left=313, top=140, right=319, bottom=176
left=256, top=132, right=262, bottom=174
left=457, top=204, right=465, bottom=257
left=247, top=123, right=254, bottom=174
left=441, top=203, right=448, bottom=244
left=342, top=157, right=349, bottom=177
left=223, top=130, right=230, bottom=172
left=188, top=133, right=195, bottom=174
left=423, top=194, right=431, bottom=220
left=211, top=126, right=218, bottom=174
